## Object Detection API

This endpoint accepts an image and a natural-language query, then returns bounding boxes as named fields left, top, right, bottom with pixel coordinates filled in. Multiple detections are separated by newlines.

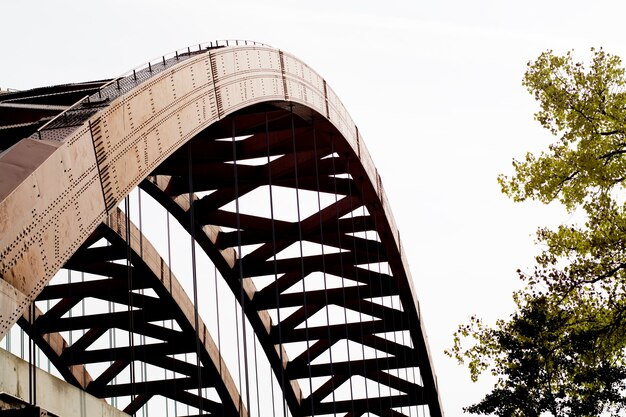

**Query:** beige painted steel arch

left=0, top=43, right=443, bottom=416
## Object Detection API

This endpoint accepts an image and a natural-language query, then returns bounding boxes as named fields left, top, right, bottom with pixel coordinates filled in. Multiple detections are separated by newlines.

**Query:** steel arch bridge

left=0, top=41, right=443, bottom=417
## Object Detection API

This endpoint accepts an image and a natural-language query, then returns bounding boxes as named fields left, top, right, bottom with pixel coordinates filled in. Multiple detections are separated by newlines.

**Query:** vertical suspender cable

left=34, top=302, right=38, bottom=404
left=5, top=316, right=10, bottom=351
left=186, top=143, right=205, bottom=414
left=81, top=268, right=87, bottom=391
left=164, top=211, right=170, bottom=417
left=5, top=319, right=10, bottom=352
left=329, top=138, right=356, bottom=415
left=68, top=270, right=73, bottom=346
left=27, top=304, right=31, bottom=404
left=27, top=308, right=31, bottom=403
left=46, top=299, right=50, bottom=373
left=213, top=263, right=224, bottom=417
left=385, top=243, right=420, bottom=417
left=370, top=212, right=395, bottom=412
left=253, top=332, right=261, bottom=416
left=166, top=213, right=179, bottom=417
left=407, top=285, right=422, bottom=417
left=265, top=112, right=288, bottom=417
left=289, top=106, right=315, bottom=415
left=344, top=155, right=373, bottom=415
left=107, top=237, right=118, bottom=408
left=231, top=116, right=253, bottom=416
left=312, top=120, right=337, bottom=415
left=362, top=205, right=393, bottom=408
left=233, top=296, right=244, bottom=408
left=125, top=195, right=137, bottom=412
left=388, top=259, right=413, bottom=417
left=21, top=313, right=24, bottom=359
left=67, top=268, right=74, bottom=405
left=36, top=312, right=40, bottom=384
left=403, top=317, right=416, bottom=417
left=269, top=365, right=276, bottom=417
left=81, top=272, right=86, bottom=337
left=29, top=302, right=36, bottom=405
left=137, top=188, right=149, bottom=417
left=33, top=303, right=37, bottom=404
left=31, top=301, right=37, bottom=404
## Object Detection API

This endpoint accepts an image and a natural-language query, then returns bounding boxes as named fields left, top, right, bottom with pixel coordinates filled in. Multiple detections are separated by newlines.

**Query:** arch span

left=0, top=42, right=443, bottom=417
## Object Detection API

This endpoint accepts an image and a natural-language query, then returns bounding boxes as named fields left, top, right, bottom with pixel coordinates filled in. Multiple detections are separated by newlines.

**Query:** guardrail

left=35, top=40, right=270, bottom=141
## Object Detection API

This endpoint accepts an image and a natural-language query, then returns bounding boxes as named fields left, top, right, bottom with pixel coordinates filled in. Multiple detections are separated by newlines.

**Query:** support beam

left=0, top=349, right=128, bottom=417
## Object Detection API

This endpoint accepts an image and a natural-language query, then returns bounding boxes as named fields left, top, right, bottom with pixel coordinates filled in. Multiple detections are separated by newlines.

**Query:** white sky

left=3, top=1, right=626, bottom=415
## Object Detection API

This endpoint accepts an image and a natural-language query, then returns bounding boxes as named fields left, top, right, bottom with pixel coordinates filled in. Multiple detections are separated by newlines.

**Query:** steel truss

left=0, top=42, right=443, bottom=417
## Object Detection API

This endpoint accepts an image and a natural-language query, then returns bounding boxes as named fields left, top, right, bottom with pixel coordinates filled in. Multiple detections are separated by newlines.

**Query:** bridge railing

left=35, top=40, right=270, bottom=142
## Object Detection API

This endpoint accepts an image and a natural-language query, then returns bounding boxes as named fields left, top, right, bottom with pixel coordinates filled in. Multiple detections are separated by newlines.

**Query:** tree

left=448, top=49, right=626, bottom=416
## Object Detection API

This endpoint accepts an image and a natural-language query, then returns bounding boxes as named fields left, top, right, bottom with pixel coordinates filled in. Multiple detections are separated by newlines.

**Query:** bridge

left=0, top=41, right=443, bottom=417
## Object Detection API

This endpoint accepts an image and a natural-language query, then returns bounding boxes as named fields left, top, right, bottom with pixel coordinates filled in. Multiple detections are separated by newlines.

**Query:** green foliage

left=450, top=49, right=626, bottom=416
left=450, top=291, right=626, bottom=416
left=499, top=48, right=626, bottom=210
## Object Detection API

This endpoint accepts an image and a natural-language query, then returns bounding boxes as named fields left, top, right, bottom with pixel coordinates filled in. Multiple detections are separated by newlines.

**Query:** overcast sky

left=3, top=1, right=626, bottom=415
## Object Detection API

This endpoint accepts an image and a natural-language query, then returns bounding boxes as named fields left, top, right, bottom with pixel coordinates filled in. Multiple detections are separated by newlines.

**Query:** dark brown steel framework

left=19, top=209, right=245, bottom=417
left=0, top=43, right=443, bottom=417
